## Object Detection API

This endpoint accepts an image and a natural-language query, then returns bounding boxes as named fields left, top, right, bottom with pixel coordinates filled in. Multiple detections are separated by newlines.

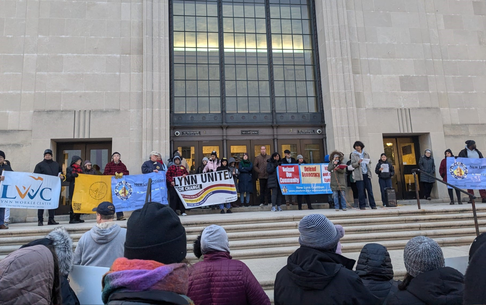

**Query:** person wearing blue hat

left=73, top=201, right=127, bottom=267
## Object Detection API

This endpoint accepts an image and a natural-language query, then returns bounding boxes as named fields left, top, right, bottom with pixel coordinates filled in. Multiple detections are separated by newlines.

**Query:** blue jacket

left=141, top=160, right=166, bottom=173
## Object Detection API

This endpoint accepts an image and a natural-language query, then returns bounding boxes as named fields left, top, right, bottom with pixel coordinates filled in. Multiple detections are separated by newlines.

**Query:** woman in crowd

left=216, top=158, right=232, bottom=214
left=104, top=152, right=129, bottom=220
left=375, top=153, right=395, bottom=207
left=238, top=153, right=253, bottom=207
left=188, top=225, right=270, bottom=305
left=203, top=151, right=220, bottom=173
left=328, top=150, right=347, bottom=211
left=351, top=141, right=377, bottom=210
left=66, top=155, right=84, bottom=224
left=196, top=157, right=208, bottom=174
left=346, top=153, right=360, bottom=208
left=386, top=236, right=464, bottom=304
left=166, top=155, right=188, bottom=216
left=355, top=243, right=398, bottom=304
left=267, top=152, right=282, bottom=212
left=439, top=149, right=462, bottom=205
left=228, top=157, right=240, bottom=208
left=419, top=149, right=436, bottom=200
left=296, top=155, right=313, bottom=210
left=83, top=160, right=98, bottom=175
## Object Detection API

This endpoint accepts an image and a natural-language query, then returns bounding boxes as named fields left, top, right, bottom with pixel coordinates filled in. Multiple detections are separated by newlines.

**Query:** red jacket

left=166, top=164, right=189, bottom=185
left=103, top=161, right=129, bottom=175
left=439, top=158, right=448, bottom=182
left=188, top=252, right=270, bottom=305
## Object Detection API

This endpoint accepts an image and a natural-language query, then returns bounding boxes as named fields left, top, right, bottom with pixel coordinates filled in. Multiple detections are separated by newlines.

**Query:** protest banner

left=174, top=170, right=237, bottom=209
left=277, top=163, right=332, bottom=195
left=72, top=174, right=113, bottom=214
left=447, top=157, right=486, bottom=189
left=0, top=171, right=61, bottom=209
left=111, top=172, right=168, bottom=212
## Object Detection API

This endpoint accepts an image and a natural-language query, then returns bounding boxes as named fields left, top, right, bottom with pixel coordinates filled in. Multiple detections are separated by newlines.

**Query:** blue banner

left=111, top=172, right=168, bottom=212
left=447, top=157, right=486, bottom=189
left=277, top=163, right=332, bottom=195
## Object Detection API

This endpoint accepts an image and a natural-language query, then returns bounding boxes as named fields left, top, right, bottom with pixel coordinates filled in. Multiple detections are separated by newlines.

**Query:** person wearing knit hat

left=103, top=151, right=129, bottom=220
left=238, top=153, right=253, bottom=207
left=166, top=155, right=189, bottom=216
left=196, top=157, right=209, bottom=174
left=0, top=151, right=13, bottom=229
left=419, top=149, right=436, bottom=200
left=458, top=140, right=486, bottom=203
left=141, top=150, right=166, bottom=174
left=281, top=150, right=297, bottom=206
left=328, top=150, right=347, bottom=211
left=439, top=149, right=462, bottom=205
left=295, top=155, right=313, bottom=210
left=101, top=203, right=193, bottom=304
left=387, top=236, right=464, bottom=304
left=274, top=214, right=378, bottom=305
left=188, top=225, right=270, bottom=305
left=34, top=149, right=62, bottom=226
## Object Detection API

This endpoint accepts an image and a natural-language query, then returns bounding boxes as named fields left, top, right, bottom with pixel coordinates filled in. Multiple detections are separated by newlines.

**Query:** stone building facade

left=1, top=0, right=485, bottom=220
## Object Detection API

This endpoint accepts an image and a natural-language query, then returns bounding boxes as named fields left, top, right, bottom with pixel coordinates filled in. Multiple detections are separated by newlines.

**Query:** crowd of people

left=0, top=199, right=484, bottom=305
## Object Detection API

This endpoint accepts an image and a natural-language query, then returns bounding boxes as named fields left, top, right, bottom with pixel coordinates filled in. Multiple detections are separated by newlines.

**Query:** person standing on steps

left=104, top=152, right=129, bottom=220
left=458, top=140, right=486, bottom=203
left=281, top=149, right=297, bottom=206
left=295, top=155, right=313, bottom=210
left=254, top=146, right=271, bottom=207
left=0, top=151, right=13, bottom=229
left=439, top=149, right=462, bottom=205
left=375, top=153, right=395, bottom=207
left=66, top=155, right=85, bottom=224
left=82, top=160, right=98, bottom=175
left=217, top=158, right=233, bottom=214
left=328, top=150, right=347, bottom=211
left=419, top=149, right=436, bottom=201
left=35, top=149, right=62, bottom=226
left=351, top=141, right=377, bottom=210
left=166, top=155, right=188, bottom=216
left=197, top=157, right=208, bottom=174
left=228, top=157, right=240, bottom=208
left=267, top=152, right=283, bottom=212
left=238, top=153, right=253, bottom=207
left=141, top=151, right=166, bottom=174
left=203, top=151, right=220, bottom=173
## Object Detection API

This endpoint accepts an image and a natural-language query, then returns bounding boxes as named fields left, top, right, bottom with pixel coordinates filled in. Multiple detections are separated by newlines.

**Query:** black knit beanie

left=124, top=202, right=187, bottom=264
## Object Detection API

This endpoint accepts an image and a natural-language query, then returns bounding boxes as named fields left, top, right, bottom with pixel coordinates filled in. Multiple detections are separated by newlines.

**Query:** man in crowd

left=254, top=146, right=271, bottom=206
left=142, top=151, right=166, bottom=173
left=459, top=140, right=486, bottom=203
left=104, top=152, right=129, bottom=220
left=74, top=201, right=126, bottom=267
left=34, top=149, right=62, bottom=226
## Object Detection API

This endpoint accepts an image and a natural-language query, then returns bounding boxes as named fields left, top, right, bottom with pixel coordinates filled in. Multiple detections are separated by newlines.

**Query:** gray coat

left=419, top=155, right=436, bottom=183
left=350, top=151, right=372, bottom=181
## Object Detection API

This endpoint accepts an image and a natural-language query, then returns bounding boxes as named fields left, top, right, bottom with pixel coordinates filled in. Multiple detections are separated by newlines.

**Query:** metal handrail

left=412, top=168, right=479, bottom=236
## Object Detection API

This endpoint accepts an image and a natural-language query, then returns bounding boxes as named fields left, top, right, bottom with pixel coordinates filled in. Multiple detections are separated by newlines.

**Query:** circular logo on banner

left=449, top=161, right=468, bottom=180
left=114, top=180, right=133, bottom=201
left=89, top=181, right=108, bottom=200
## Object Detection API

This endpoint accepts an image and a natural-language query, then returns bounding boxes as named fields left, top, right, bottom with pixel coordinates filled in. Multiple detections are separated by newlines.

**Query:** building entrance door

left=383, top=137, right=420, bottom=200
left=56, top=141, right=112, bottom=215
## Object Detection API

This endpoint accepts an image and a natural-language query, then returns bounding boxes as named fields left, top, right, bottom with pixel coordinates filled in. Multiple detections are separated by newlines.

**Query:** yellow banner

left=72, top=174, right=113, bottom=214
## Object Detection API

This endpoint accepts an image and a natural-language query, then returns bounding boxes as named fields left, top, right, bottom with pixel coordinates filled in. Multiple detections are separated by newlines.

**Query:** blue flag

left=111, top=172, right=168, bottom=212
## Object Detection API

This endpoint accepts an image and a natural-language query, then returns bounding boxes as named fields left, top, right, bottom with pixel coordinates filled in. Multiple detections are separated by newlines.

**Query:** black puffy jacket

left=266, top=159, right=280, bottom=189
left=386, top=267, right=464, bottom=305
left=356, top=243, right=398, bottom=304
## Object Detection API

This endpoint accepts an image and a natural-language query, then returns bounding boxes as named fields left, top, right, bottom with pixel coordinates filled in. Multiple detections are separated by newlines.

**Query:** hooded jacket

left=74, top=222, right=127, bottom=267
left=458, top=147, right=483, bottom=158
left=328, top=151, right=347, bottom=191
left=238, top=159, right=253, bottom=193
left=187, top=252, right=270, bottom=305
left=418, top=151, right=436, bottom=183
left=227, top=157, right=239, bottom=193
left=274, top=246, right=379, bottom=305
left=34, top=158, right=62, bottom=176
left=386, top=267, right=464, bottom=305
left=266, top=154, right=280, bottom=189
left=66, top=156, right=83, bottom=200
left=355, top=243, right=398, bottom=304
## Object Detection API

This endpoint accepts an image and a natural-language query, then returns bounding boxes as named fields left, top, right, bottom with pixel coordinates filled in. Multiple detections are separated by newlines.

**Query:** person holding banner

left=439, top=149, right=462, bottom=205
left=82, top=160, right=98, bottom=175
left=267, top=152, right=283, bottom=212
left=295, top=155, right=313, bottom=210
left=197, top=157, right=209, bottom=174
left=203, top=151, right=221, bottom=173
left=66, top=155, right=85, bottom=224
left=35, top=149, right=61, bottom=226
left=281, top=149, right=297, bottom=206
left=104, top=152, right=129, bottom=221
left=419, top=149, right=436, bottom=200
left=458, top=140, right=486, bottom=203
left=217, top=158, right=233, bottom=214
left=351, top=141, right=377, bottom=210
left=142, top=151, right=166, bottom=174
left=0, top=151, right=13, bottom=229
left=166, top=155, right=188, bottom=216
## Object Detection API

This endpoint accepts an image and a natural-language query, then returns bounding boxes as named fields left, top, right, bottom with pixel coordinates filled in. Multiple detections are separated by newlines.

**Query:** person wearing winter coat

left=83, top=160, right=98, bottom=175
left=356, top=243, right=398, bottom=304
left=35, top=149, right=62, bottom=226
left=254, top=146, right=271, bottom=206
left=142, top=151, right=166, bottom=174
left=274, top=214, right=379, bottom=305
left=238, top=153, right=253, bottom=206
left=295, top=155, right=313, bottom=210
left=418, top=149, right=436, bottom=200
left=281, top=149, right=297, bottom=206
left=102, top=203, right=193, bottom=305
left=351, top=141, right=377, bottom=210
left=464, top=233, right=486, bottom=304
left=0, top=150, right=13, bottom=229
left=217, top=158, right=233, bottom=214
left=66, top=155, right=85, bottom=224
left=328, top=150, right=347, bottom=211
left=439, top=149, right=462, bottom=205
left=104, top=152, right=129, bottom=220
left=188, top=225, right=270, bottom=305
left=196, top=157, right=208, bottom=174
left=386, top=236, right=464, bottom=305
left=267, top=152, right=282, bottom=212
left=74, top=201, right=127, bottom=267
left=458, top=140, right=486, bottom=203
left=228, top=157, right=240, bottom=207
left=375, top=153, right=395, bottom=207
left=335, top=224, right=345, bottom=255
left=166, top=155, right=189, bottom=216
left=203, top=151, right=221, bottom=173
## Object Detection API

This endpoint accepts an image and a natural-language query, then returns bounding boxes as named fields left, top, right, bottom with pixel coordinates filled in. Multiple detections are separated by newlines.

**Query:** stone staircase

left=1, top=203, right=483, bottom=303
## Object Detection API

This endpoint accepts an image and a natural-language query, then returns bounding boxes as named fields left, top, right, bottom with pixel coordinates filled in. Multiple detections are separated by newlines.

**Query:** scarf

left=102, top=257, right=193, bottom=304
left=240, top=159, right=251, bottom=168
left=72, top=163, right=83, bottom=174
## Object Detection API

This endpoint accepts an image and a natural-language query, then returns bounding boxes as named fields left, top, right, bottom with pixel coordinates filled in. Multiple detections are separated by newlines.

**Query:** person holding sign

left=166, top=155, right=188, bottom=216
left=104, top=152, right=129, bottom=220
left=217, top=158, right=233, bottom=214
left=295, top=155, right=313, bottom=210
left=439, top=149, right=461, bottom=205
left=35, top=149, right=62, bottom=226
left=328, top=151, right=348, bottom=211
left=267, top=152, right=283, bottom=212
left=66, top=155, right=85, bottom=224
left=458, top=140, right=486, bottom=203
left=351, top=141, right=377, bottom=210
left=0, top=151, right=13, bottom=229
left=375, top=153, right=395, bottom=207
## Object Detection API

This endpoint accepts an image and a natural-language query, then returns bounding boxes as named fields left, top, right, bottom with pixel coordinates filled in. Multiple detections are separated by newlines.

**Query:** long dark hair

left=193, top=230, right=204, bottom=259
left=398, top=273, right=414, bottom=290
